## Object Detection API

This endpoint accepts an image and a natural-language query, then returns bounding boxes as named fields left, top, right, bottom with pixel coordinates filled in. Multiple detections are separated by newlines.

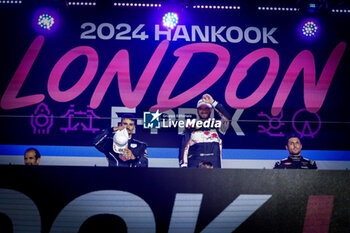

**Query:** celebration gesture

left=202, top=93, right=214, bottom=104
left=113, top=125, right=125, bottom=131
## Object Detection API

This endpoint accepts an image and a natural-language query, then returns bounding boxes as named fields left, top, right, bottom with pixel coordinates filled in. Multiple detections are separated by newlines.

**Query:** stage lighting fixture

left=258, top=6, right=300, bottom=12
left=332, top=8, right=350, bottom=14
left=162, top=12, right=178, bottom=29
left=192, top=4, right=240, bottom=11
left=67, top=1, right=96, bottom=6
left=33, top=8, right=59, bottom=34
left=114, top=2, right=160, bottom=8
left=302, top=21, right=318, bottom=37
left=297, top=0, right=328, bottom=13
left=0, top=0, right=22, bottom=4
left=38, top=13, right=55, bottom=30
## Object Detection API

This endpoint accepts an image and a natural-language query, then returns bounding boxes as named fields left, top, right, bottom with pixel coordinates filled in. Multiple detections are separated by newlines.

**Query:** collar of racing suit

left=289, top=155, right=303, bottom=161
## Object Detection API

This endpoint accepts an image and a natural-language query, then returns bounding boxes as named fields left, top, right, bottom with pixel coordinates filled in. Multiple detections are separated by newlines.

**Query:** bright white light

left=38, top=13, right=54, bottom=30
left=163, top=12, right=178, bottom=29
left=302, top=21, right=318, bottom=37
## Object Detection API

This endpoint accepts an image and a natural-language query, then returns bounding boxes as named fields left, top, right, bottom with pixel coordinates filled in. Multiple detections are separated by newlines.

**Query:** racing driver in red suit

left=179, top=94, right=231, bottom=168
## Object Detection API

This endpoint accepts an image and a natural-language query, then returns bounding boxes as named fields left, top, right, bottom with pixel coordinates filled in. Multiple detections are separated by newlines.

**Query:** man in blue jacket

left=93, top=114, right=148, bottom=167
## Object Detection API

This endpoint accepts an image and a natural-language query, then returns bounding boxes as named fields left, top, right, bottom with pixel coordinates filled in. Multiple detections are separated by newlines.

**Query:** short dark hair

left=24, top=147, right=41, bottom=160
left=121, top=113, right=136, bottom=123
left=285, top=133, right=302, bottom=145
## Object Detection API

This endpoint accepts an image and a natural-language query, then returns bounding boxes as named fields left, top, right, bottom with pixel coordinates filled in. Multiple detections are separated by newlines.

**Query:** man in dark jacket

left=93, top=114, right=148, bottom=167
left=274, top=134, right=317, bottom=169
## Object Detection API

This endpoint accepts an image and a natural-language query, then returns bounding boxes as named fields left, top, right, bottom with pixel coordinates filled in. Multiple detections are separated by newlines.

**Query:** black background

left=0, top=166, right=350, bottom=232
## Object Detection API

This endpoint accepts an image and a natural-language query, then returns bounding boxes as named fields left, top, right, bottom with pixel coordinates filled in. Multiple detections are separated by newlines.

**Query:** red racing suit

left=179, top=101, right=231, bottom=168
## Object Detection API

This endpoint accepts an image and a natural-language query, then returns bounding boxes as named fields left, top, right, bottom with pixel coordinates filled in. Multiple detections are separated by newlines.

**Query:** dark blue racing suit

left=179, top=101, right=231, bottom=168
left=274, top=155, right=317, bottom=169
left=93, top=128, right=148, bottom=167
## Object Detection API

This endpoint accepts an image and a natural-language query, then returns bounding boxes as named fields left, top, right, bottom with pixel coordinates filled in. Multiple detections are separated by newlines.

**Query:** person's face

left=286, top=137, right=302, bottom=156
left=24, top=150, right=40, bottom=165
left=197, top=106, right=212, bottom=119
left=122, top=118, right=135, bottom=136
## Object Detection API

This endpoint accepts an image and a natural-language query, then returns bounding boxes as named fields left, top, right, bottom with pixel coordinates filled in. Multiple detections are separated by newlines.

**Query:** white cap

left=197, top=99, right=212, bottom=108
left=113, top=128, right=129, bottom=154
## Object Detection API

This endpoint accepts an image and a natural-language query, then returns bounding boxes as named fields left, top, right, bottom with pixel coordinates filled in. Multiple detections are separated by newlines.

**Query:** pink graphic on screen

left=30, top=102, right=53, bottom=134
left=48, top=46, right=98, bottom=102
left=292, top=108, right=321, bottom=138
left=257, top=110, right=285, bottom=137
left=225, top=48, right=280, bottom=109
left=303, top=195, right=334, bottom=233
left=60, top=105, right=100, bottom=133
left=0, top=35, right=346, bottom=116
left=272, top=42, right=346, bottom=116
left=91, top=40, right=169, bottom=109
left=151, top=42, right=230, bottom=111
left=1, top=36, right=45, bottom=110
